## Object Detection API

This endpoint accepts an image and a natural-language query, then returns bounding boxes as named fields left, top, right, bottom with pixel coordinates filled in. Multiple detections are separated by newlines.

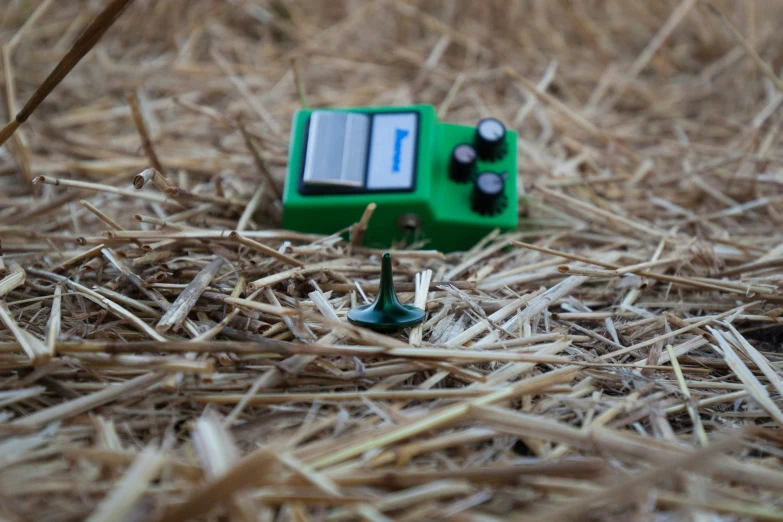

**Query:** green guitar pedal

left=282, top=104, right=517, bottom=252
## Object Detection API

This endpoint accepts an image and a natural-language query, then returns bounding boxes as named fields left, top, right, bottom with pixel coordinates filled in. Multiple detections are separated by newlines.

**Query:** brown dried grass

left=2, top=0, right=783, bottom=520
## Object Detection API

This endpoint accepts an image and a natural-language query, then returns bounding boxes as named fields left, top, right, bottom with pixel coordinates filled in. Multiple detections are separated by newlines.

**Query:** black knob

left=449, top=144, right=477, bottom=183
left=471, top=171, right=508, bottom=216
left=475, top=118, right=507, bottom=160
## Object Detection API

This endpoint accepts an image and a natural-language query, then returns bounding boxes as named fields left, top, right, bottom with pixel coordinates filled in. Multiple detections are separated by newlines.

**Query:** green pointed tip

left=347, top=252, right=425, bottom=332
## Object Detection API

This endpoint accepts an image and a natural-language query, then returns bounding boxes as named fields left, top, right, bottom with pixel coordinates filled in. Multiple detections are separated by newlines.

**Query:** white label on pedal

left=366, top=113, right=417, bottom=190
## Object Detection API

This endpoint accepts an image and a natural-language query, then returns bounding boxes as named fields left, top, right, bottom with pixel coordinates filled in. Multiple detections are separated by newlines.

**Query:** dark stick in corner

left=0, top=0, right=136, bottom=147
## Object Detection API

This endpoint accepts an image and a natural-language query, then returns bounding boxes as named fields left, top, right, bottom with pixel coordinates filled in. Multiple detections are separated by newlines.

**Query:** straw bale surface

left=2, top=1, right=783, bottom=520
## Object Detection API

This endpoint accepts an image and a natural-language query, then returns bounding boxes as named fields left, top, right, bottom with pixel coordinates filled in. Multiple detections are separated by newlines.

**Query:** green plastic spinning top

left=347, top=253, right=425, bottom=331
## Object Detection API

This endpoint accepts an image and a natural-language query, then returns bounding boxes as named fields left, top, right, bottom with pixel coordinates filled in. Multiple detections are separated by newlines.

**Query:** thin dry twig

left=0, top=0, right=136, bottom=145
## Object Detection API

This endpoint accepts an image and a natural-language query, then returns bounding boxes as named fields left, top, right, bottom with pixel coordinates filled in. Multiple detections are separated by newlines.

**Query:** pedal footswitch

left=282, top=105, right=518, bottom=252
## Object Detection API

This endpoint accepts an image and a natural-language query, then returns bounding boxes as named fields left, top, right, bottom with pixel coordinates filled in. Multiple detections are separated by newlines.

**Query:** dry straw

left=2, top=1, right=783, bottom=520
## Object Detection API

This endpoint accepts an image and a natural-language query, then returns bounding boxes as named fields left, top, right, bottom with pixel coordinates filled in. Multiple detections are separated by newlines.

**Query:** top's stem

left=372, top=253, right=400, bottom=311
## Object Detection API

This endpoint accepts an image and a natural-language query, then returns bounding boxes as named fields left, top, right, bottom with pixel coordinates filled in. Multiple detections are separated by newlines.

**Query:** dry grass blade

left=665, top=344, right=708, bottom=445
left=310, top=367, right=578, bottom=469
left=0, top=422, right=59, bottom=467
left=10, top=371, right=166, bottom=428
left=722, top=322, right=783, bottom=398
left=156, top=257, right=224, bottom=333
left=470, top=405, right=783, bottom=491
left=0, top=301, right=50, bottom=364
left=192, top=414, right=259, bottom=518
left=152, top=447, right=279, bottom=522
left=504, top=67, right=599, bottom=136
left=195, top=386, right=570, bottom=405
left=44, top=284, right=62, bottom=355
left=229, top=231, right=303, bottom=267
left=80, top=200, right=125, bottom=232
left=51, top=243, right=104, bottom=273
left=33, top=175, right=173, bottom=204
left=708, top=326, right=783, bottom=427
left=350, top=203, right=376, bottom=247
left=86, top=444, right=165, bottom=522
left=408, top=268, right=432, bottom=346
left=238, top=121, right=282, bottom=201
left=523, top=428, right=748, bottom=522
left=127, top=93, right=166, bottom=176
left=707, top=3, right=783, bottom=94
left=0, top=263, right=25, bottom=297
left=27, top=268, right=169, bottom=342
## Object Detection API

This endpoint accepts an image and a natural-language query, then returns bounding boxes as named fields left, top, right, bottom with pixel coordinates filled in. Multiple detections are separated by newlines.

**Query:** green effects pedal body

left=282, top=104, right=518, bottom=252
